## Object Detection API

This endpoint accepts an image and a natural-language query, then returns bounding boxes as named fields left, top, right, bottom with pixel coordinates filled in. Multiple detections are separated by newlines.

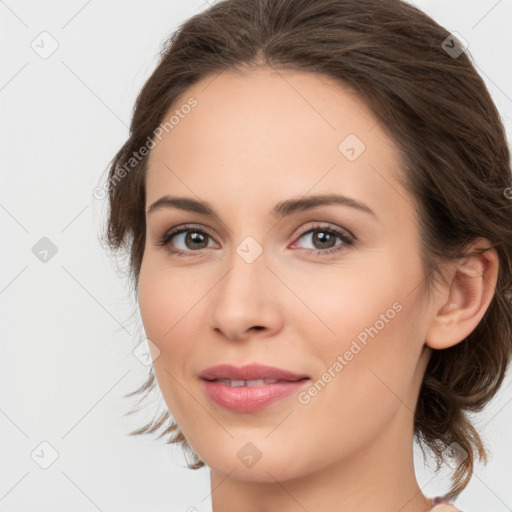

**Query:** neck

left=209, top=402, right=432, bottom=512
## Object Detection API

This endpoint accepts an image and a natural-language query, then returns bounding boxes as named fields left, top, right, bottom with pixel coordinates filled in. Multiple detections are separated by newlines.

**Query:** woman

left=100, top=1, right=512, bottom=510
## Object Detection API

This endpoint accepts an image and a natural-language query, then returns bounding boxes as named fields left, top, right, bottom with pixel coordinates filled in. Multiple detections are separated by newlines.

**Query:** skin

left=137, top=66, right=498, bottom=512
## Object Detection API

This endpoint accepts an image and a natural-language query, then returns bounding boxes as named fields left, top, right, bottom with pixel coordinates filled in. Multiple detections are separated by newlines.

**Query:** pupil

left=187, top=231, right=207, bottom=249
left=314, top=231, right=334, bottom=249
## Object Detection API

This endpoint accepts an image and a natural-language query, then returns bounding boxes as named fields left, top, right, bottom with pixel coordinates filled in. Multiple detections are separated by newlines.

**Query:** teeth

left=246, top=379, right=278, bottom=386
left=214, top=378, right=280, bottom=387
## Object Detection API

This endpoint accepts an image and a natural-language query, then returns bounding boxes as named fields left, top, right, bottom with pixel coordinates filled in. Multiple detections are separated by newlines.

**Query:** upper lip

left=199, top=363, right=310, bottom=382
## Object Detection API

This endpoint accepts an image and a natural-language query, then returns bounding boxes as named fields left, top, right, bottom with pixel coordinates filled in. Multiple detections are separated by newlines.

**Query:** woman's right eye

left=156, top=225, right=216, bottom=257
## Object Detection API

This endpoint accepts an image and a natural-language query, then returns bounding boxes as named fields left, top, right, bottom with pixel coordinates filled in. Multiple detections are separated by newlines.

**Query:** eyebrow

left=146, top=194, right=377, bottom=219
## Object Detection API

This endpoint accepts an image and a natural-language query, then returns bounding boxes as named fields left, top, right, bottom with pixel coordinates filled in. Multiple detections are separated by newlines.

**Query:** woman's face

left=138, top=67, right=434, bottom=481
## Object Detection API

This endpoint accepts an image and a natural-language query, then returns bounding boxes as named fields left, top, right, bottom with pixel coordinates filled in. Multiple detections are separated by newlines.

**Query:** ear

left=425, top=238, right=499, bottom=350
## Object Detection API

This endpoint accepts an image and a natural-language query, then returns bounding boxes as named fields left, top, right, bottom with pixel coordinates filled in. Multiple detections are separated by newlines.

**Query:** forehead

left=145, top=67, right=411, bottom=224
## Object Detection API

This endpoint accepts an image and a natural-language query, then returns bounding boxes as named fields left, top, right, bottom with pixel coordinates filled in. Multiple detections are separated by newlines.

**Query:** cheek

left=296, top=253, right=424, bottom=418
left=137, top=262, right=201, bottom=422
left=138, top=255, right=202, bottom=344
left=137, top=261, right=196, bottom=405
left=286, top=256, right=406, bottom=354
left=287, top=308, right=422, bottom=472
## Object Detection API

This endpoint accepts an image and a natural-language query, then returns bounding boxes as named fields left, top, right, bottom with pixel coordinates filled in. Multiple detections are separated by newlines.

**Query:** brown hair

left=99, top=0, right=512, bottom=499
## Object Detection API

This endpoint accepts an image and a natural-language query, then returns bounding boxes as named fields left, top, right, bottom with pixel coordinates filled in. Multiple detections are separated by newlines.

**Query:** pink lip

left=200, top=379, right=311, bottom=412
left=198, top=363, right=310, bottom=381
left=198, top=363, right=311, bottom=412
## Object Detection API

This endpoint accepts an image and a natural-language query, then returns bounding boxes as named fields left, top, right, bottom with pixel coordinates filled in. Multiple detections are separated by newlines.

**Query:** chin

left=202, top=443, right=307, bottom=483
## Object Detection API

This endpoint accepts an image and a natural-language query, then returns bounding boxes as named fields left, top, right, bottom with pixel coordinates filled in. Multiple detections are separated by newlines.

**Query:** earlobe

left=425, top=239, right=499, bottom=351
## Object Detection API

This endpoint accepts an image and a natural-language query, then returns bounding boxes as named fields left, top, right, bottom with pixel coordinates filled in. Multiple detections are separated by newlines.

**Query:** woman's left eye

left=156, top=223, right=355, bottom=257
left=292, top=226, right=355, bottom=255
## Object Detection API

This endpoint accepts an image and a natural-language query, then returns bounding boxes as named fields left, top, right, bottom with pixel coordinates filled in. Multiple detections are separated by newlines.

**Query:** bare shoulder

left=431, top=505, right=462, bottom=512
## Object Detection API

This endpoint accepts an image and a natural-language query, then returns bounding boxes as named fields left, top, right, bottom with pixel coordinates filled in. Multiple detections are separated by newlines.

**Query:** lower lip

left=200, top=378, right=311, bottom=412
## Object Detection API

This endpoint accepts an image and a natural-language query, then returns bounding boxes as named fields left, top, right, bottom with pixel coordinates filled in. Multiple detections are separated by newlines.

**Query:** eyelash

left=156, top=223, right=355, bottom=258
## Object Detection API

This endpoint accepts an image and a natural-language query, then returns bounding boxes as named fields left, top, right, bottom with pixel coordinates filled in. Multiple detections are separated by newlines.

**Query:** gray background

left=1, top=1, right=511, bottom=511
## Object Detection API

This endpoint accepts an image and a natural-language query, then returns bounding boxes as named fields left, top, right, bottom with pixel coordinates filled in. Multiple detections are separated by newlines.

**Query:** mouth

left=199, top=375, right=312, bottom=412
left=202, top=377, right=310, bottom=387
left=198, top=363, right=312, bottom=411
left=198, top=363, right=311, bottom=382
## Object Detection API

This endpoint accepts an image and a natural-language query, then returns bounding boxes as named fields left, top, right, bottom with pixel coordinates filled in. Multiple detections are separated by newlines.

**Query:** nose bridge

left=209, top=236, right=281, bottom=338
left=219, top=237, right=269, bottom=303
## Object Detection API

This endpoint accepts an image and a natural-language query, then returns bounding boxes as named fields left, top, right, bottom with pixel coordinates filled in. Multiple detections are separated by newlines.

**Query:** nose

left=209, top=249, right=283, bottom=342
